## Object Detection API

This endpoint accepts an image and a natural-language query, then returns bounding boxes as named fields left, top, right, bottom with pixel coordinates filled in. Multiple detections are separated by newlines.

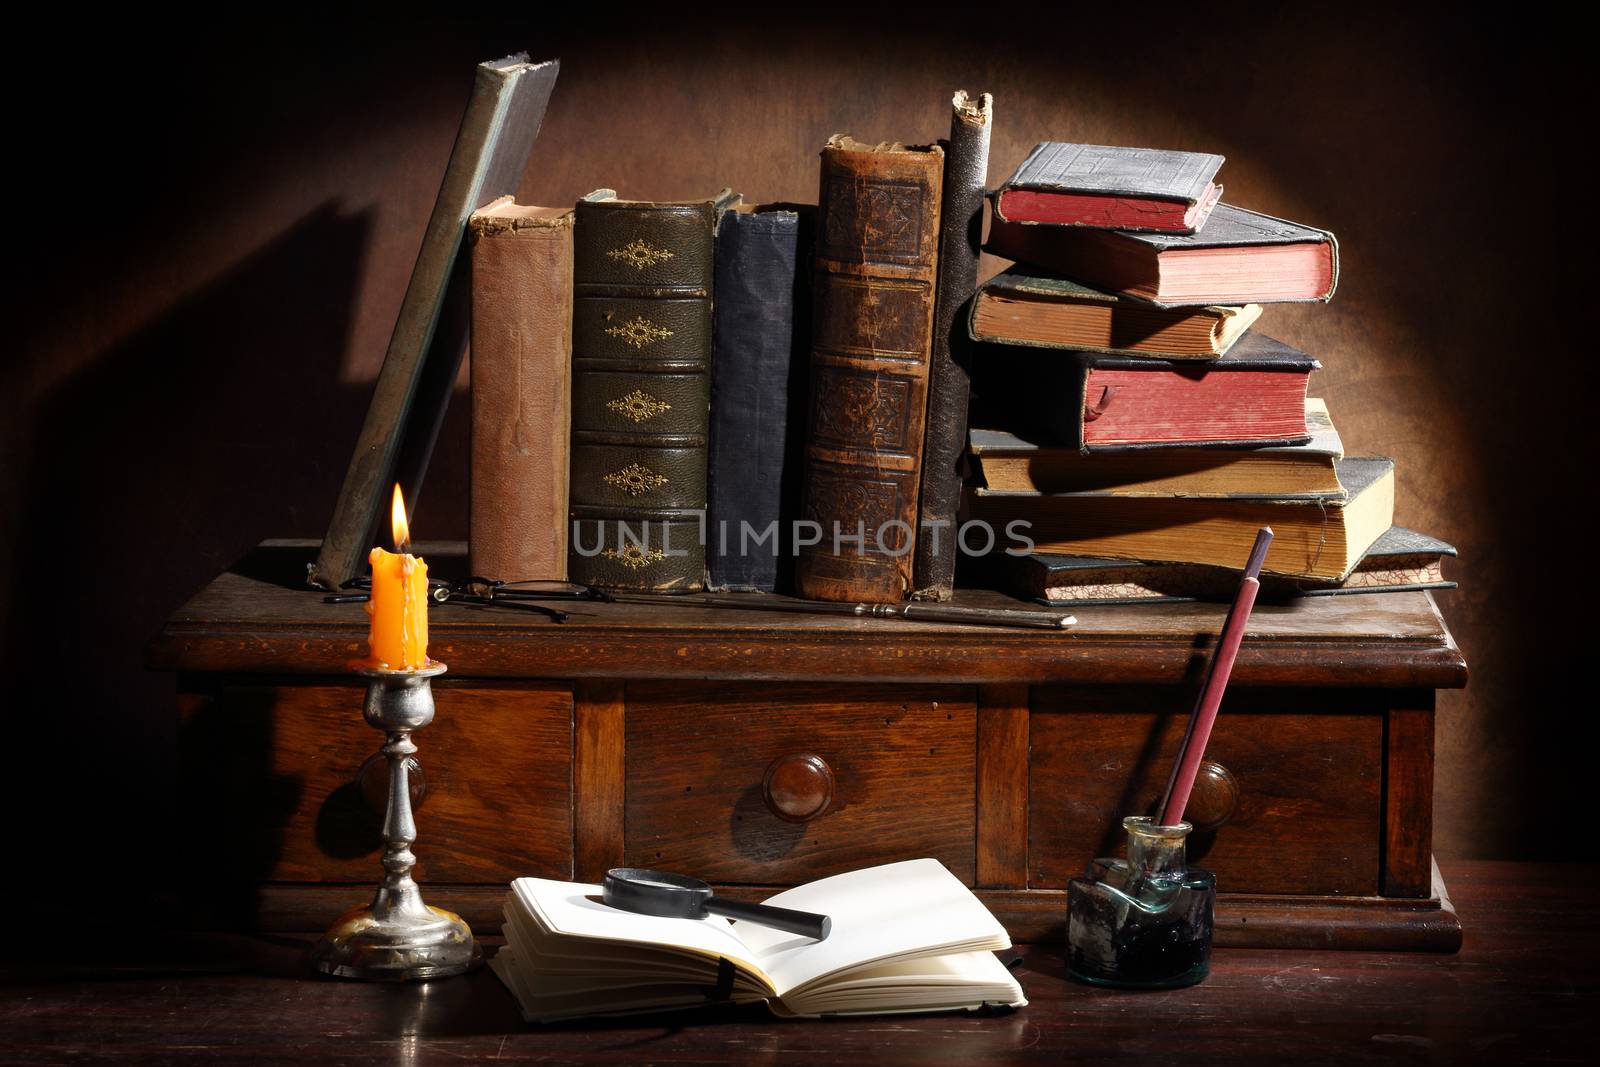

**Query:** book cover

left=914, top=91, right=993, bottom=602
left=992, top=141, right=1224, bottom=233
left=707, top=205, right=811, bottom=592
left=987, top=202, right=1339, bottom=308
left=967, top=332, right=1318, bottom=453
left=309, top=54, right=559, bottom=590
left=970, top=397, right=1344, bottom=498
left=567, top=189, right=739, bottom=592
left=1007, top=525, right=1456, bottom=604
left=966, top=457, right=1395, bottom=581
left=968, top=268, right=1260, bottom=358
left=795, top=137, right=944, bottom=603
left=467, top=198, right=574, bottom=582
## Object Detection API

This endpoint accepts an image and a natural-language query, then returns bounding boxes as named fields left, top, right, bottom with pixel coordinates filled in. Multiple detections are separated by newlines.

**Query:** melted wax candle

left=364, top=485, right=430, bottom=670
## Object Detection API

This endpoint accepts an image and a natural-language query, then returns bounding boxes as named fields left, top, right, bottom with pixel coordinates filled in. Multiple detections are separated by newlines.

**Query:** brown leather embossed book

left=796, top=137, right=944, bottom=602
left=568, top=188, right=739, bottom=592
left=467, top=197, right=574, bottom=581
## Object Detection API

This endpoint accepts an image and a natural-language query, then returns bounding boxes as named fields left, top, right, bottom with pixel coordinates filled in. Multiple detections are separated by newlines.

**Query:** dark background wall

left=2, top=8, right=1585, bottom=913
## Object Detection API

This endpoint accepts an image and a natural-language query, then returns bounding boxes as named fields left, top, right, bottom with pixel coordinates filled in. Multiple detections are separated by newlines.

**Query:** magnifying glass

left=603, top=867, right=832, bottom=941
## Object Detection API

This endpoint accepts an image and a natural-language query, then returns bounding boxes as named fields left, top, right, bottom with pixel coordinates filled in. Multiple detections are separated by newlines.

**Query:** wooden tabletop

left=149, top=541, right=1467, bottom=687
left=0, top=862, right=1585, bottom=1065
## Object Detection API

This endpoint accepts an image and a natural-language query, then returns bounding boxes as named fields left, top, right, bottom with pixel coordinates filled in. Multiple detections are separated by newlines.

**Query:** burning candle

left=365, top=484, right=430, bottom=671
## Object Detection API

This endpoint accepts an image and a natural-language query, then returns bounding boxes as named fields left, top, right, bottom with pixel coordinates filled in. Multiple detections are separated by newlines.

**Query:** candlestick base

left=310, top=902, right=482, bottom=981
left=310, top=660, right=481, bottom=982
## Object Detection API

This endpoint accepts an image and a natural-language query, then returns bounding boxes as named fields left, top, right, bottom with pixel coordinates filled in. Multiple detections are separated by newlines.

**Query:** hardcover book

left=467, top=198, right=574, bottom=581
left=966, top=456, right=1395, bottom=582
left=707, top=204, right=811, bottom=592
left=567, top=188, right=739, bottom=592
left=987, top=203, right=1339, bottom=308
left=991, top=141, right=1224, bottom=234
left=1006, top=525, right=1456, bottom=605
left=967, top=332, right=1319, bottom=453
left=970, top=398, right=1345, bottom=498
left=914, top=90, right=994, bottom=602
left=968, top=268, right=1260, bottom=358
left=491, top=859, right=1025, bottom=1022
left=795, top=136, right=944, bottom=603
left=309, top=54, right=559, bottom=590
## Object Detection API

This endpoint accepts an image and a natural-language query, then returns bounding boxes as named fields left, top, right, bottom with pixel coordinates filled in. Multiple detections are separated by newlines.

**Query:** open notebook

left=490, top=858, right=1026, bottom=1021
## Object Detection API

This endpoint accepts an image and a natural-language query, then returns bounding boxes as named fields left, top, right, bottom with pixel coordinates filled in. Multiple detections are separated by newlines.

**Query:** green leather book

left=568, top=189, right=739, bottom=591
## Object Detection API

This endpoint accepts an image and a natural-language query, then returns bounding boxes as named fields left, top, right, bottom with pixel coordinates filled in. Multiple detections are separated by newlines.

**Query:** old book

left=1007, top=526, right=1456, bottom=605
left=796, top=137, right=944, bottom=603
left=309, top=55, right=559, bottom=590
left=970, top=398, right=1345, bottom=498
left=707, top=205, right=811, bottom=592
left=568, top=188, right=739, bottom=592
left=968, top=268, right=1260, bottom=357
left=987, top=203, right=1338, bottom=308
left=490, top=859, right=1024, bottom=1022
left=966, top=456, right=1395, bottom=581
left=992, top=141, right=1224, bottom=234
left=467, top=198, right=574, bottom=581
left=967, top=332, right=1318, bottom=453
left=913, top=90, right=993, bottom=602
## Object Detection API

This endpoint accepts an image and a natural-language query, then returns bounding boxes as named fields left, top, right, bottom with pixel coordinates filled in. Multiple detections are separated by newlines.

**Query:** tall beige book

left=467, top=197, right=574, bottom=580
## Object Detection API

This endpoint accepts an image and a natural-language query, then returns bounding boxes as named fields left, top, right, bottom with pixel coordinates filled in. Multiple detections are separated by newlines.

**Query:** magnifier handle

left=705, top=898, right=831, bottom=940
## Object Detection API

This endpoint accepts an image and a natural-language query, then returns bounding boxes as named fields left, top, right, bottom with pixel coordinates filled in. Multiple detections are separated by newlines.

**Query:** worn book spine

left=309, top=55, right=559, bottom=590
left=568, top=191, right=735, bottom=592
left=467, top=199, right=574, bottom=581
left=707, top=207, right=810, bottom=592
left=912, top=92, right=992, bottom=602
left=795, top=137, right=944, bottom=602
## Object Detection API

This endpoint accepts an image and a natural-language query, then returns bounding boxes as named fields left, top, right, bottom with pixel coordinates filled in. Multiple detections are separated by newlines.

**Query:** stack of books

left=963, top=142, right=1456, bottom=604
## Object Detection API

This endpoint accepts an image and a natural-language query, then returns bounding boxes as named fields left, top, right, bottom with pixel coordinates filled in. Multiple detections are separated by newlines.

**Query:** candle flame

left=391, top=484, right=411, bottom=553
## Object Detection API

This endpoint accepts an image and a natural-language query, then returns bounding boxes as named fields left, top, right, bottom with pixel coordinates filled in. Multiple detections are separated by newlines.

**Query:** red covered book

left=988, top=203, right=1339, bottom=308
left=991, top=142, right=1224, bottom=234
left=967, top=331, right=1317, bottom=454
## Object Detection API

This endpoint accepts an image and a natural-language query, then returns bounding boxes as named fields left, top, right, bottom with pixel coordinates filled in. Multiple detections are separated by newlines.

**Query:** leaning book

left=491, top=859, right=1025, bottom=1021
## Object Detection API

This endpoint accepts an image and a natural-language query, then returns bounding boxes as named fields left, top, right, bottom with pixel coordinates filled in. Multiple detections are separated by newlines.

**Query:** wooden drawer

left=1030, top=687, right=1383, bottom=896
left=178, top=681, right=573, bottom=888
left=624, top=682, right=977, bottom=884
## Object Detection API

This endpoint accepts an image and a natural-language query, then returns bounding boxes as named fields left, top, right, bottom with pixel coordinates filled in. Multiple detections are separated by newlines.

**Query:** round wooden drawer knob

left=357, top=753, right=426, bottom=815
left=762, top=753, right=834, bottom=823
left=1185, top=760, right=1239, bottom=831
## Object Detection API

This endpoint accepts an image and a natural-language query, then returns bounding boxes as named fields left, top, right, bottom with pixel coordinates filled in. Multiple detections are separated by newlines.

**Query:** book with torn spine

left=969, top=398, right=1344, bottom=498
left=968, top=268, right=1260, bottom=358
left=491, top=858, right=1025, bottom=1022
left=1005, top=525, right=1456, bottom=605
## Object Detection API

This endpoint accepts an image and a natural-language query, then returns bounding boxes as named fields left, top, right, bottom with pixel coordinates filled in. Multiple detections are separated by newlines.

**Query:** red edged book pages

left=992, top=142, right=1224, bottom=234
left=796, top=137, right=944, bottom=602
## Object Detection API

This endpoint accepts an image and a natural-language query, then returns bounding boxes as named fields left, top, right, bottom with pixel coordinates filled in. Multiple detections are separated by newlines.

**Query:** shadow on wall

left=4, top=204, right=376, bottom=926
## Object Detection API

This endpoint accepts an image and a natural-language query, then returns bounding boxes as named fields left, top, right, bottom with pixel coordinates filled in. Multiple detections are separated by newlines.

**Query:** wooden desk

left=0, top=863, right=1584, bottom=1066
left=151, top=541, right=1467, bottom=949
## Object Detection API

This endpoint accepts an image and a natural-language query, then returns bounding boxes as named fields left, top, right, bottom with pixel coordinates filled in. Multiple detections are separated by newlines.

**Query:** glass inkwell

left=1066, top=816, right=1216, bottom=988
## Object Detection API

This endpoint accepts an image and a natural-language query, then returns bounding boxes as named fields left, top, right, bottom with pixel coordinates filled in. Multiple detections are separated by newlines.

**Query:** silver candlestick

left=310, top=661, right=481, bottom=981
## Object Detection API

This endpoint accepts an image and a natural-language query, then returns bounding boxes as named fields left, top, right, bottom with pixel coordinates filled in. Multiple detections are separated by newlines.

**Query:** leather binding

left=796, top=137, right=944, bottom=603
left=568, top=188, right=739, bottom=592
left=467, top=198, right=574, bottom=581
left=309, top=55, right=559, bottom=590
left=967, top=332, right=1318, bottom=454
left=707, top=205, right=812, bottom=592
left=912, top=91, right=992, bottom=602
